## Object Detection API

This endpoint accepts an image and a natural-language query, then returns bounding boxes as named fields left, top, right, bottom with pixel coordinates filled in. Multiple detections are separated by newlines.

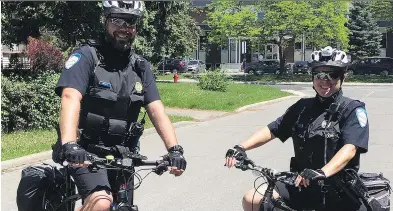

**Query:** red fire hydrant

left=173, top=72, right=179, bottom=83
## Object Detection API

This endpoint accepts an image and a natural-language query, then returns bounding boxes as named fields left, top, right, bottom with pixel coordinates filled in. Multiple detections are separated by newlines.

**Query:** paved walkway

left=2, top=85, right=393, bottom=211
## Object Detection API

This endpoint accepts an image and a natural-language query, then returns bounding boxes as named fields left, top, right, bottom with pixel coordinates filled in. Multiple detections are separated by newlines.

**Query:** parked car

left=348, top=57, right=393, bottom=75
left=292, top=61, right=310, bottom=74
left=187, top=60, right=206, bottom=73
left=157, top=58, right=188, bottom=73
left=245, top=59, right=292, bottom=75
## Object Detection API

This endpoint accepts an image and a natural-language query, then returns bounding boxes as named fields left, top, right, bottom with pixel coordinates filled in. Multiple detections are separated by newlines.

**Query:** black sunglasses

left=312, top=71, right=342, bottom=80
left=110, top=17, right=137, bottom=28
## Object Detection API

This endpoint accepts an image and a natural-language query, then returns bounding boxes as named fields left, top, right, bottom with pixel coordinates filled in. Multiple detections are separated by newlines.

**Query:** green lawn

left=231, top=74, right=393, bottom=83
left=1, top=115, right=193, bottom=161
left=157, top=83, right=291, bottom=111
left=155, top=73, right=196, bottom=80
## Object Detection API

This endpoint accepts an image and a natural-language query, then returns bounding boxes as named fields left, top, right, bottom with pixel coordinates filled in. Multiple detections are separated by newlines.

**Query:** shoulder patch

left=355, top=107, right=368, bottom=128
left=65, top=53, right=81, bottom=70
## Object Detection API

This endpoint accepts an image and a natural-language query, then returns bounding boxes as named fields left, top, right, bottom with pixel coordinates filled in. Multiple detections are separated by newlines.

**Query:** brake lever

left=235, top=161, right=251, bottom=171
left=154, top=163, right=169, bottom=176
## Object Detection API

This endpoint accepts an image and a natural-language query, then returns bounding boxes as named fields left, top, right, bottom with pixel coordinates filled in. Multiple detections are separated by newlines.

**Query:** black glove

left=225, top=145, right=247, bottom=161
left=299, top=168, right=326, bottom=181
left=62, top=141, right=89, bottom=164
left=166, top=145, right=187, bottom=171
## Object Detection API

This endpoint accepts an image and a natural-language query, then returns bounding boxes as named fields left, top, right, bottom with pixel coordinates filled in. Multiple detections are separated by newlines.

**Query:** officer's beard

left=105, top=30, right=135, bottom=52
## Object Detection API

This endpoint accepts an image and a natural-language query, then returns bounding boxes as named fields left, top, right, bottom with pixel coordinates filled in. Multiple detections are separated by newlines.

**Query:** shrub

left=1, top=73, right=61, bottom=133
left=197, top=70, right=230, bottom=92
left=26, top=36, right=64, bottom=74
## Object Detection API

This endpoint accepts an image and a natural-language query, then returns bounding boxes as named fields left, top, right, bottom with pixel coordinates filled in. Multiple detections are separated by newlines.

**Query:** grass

left=1, top=115, right=194, bottom=161
left=155, top=73, right=196, bottom=80
left=157, top=83, right=291, bottom=111
left=231, top=74, right=393, bottom=83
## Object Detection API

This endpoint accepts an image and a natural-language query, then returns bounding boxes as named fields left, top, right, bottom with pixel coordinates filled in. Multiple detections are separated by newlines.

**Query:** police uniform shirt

left=55, top=42, right=160, bottom=105
left=267, top=96, right=369, bottom=170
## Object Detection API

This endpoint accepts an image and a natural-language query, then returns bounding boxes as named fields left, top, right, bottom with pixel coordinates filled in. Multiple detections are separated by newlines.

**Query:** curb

left=156, top=79, right=393, bottom=86
left=1, top=121, right=197, bottom=172
left=235, top=90, right=304, bottom=112
left=235, top=81, right=393, bottom=86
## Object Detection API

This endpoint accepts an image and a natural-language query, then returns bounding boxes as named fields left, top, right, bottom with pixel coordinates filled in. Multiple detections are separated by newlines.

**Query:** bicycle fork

left=111, top=171, right=139, bottom=211
left=260, top=183, right=296, bottom=211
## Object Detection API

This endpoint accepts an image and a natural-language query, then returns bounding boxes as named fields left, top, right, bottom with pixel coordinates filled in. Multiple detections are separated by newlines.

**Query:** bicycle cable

left=251, top=174, right=286, bottom=211
left=252, top=175, right=267, bottom=211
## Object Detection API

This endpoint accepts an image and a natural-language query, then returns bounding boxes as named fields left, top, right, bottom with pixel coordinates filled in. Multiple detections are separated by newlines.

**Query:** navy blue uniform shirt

left=55, top=42, right=160, bottom=105
left=267, top=96, right=369, bottom=170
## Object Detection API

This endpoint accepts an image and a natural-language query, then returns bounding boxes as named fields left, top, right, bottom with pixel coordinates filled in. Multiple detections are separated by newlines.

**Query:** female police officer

left=54, top=1, right=186, bottom=210
left=225, top=46, right=369, bottom=211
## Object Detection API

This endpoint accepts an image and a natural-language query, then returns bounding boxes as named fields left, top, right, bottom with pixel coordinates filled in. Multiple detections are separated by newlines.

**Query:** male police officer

left=225, top=46, right=369, bottom=211
left=54, top=1, right=186, bottom=210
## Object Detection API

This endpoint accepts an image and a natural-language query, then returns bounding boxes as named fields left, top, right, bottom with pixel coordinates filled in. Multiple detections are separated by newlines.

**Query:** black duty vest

left=290, top=94, right=364, bottom=172
left=78, top=43, right=146, bottom=146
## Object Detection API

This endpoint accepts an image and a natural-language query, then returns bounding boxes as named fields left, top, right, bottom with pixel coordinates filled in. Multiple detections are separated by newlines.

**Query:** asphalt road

left=2, top=84, right=392, bottom=211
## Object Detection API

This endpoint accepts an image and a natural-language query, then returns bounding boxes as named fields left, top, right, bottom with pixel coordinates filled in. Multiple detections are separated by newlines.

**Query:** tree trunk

left=279, top=38, right=285, bottom=76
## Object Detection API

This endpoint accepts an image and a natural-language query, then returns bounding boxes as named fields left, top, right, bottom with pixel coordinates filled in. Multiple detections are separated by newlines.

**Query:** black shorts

left=69, top=166, right=111, bottom=200
left=69, top=166, right=134, bottom=200
left=274, top=181, right=368, bottom=211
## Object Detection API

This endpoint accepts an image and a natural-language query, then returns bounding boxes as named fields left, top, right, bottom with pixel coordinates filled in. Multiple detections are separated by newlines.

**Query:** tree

left=370, top=0, right=393, bottom=21
left=205, top=0, right=261, bottom=46
left=347, top=1, right=382, bottom=59
left=136, top=1, right=200, bottom=63
left=26, top=36, right=64, bottom=74
left=205, top=1, right=350, bottom=74
left=1, top=1, right=200, bottom=64
left=259, top=1, right=317, bottom=74
left=306, top=1, right=350, bottom=50
left=1, top=2, right=102, bottom=50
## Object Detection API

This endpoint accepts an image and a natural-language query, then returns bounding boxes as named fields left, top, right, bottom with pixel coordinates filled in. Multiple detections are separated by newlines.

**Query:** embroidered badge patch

left=355, top=108, right=368, bottom=128
left=135, top=82, right=143, bottom=92
left=65, top=53, right=81, bottom=70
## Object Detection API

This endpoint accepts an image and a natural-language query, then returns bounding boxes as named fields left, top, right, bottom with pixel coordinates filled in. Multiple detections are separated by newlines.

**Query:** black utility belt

left=82, top=113, right=144, bottom=138
left=83, top=113, right=129, bottom=137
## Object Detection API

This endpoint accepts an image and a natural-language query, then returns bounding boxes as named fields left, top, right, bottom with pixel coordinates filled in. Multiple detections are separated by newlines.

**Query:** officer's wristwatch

left=168, top=145, right=184, bottom=155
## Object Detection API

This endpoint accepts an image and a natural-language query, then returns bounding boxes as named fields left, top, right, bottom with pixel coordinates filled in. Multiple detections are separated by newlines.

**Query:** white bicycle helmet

left=309, top=46, right=349, bottom=71
left=102, top=1, right=144, bottom=19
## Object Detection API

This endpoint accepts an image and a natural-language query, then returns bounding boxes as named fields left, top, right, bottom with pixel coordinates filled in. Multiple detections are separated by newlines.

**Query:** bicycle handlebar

left=85, top=154, right=170, bottom=175
left=234, top=158, right=298, bottom=186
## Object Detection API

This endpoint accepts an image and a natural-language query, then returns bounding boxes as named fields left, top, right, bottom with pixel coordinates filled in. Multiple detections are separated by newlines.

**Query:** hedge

left=1, top=73, right=61, bottom=133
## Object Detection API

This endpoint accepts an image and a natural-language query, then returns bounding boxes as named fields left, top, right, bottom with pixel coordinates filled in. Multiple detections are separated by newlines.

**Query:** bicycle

left=234, top=157, right=306, bottom=211
left=48, top=144, right=171, bottom=211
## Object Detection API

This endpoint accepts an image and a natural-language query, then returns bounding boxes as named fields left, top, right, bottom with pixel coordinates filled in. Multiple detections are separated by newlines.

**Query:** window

left=266, top=45, right=273, bottom=53
left=306, top=42, right=312, bottom=50
left=295, top=42, right=301, bottom=50
left=381, top=32, right=387, bottom=49
left=221, top=39, right=228, bottom=51
left=199, top=36, right=208, bottom=51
